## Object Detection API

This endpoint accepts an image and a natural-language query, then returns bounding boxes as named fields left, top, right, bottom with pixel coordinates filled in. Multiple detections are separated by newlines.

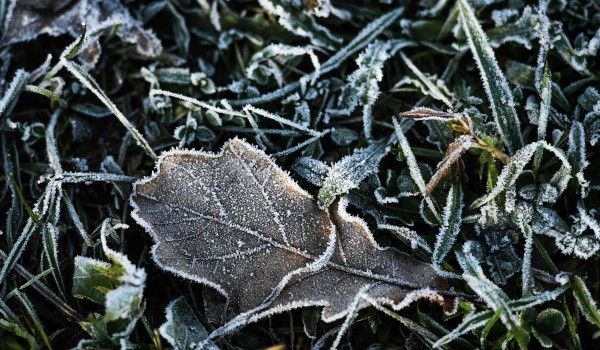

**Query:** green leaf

left=72, top=256, right=121, bottom=305
left=458, top=0, right=524, bottom=155
left=535, top=308, right=566, bottom=335
left=570, top=276, right=600, bottom=329
left=74, top=219, right=146, bottom=347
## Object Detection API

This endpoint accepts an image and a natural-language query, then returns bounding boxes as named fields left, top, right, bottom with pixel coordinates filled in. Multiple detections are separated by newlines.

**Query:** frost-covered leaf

left=393, top=118, right=441, bottom=223
left=535, top=308, right=566, bottom=335
left=456, top=243, right=524, bottom=339
left=458, top=0, right=524, bottom=155
left=328, top=41, right=393, bottom=139
left=318, top=139, right=389, bottom=208
left=1, top=0, right=162, bottom=58
left=131, top=138, right=448, bottom=326
left=246, top=44, right=320, bottom=86
left=73, top=219, right=146, bottom=348
left=225, top=8, right=405, bottom=107
left=400, top=53, right=453, bottom=108
left=73, top=256, right=118, bottom=305
left=159, top=297, right=219, bottom=350
left=257, top=0, right=342, bottom=50
left=330, top=128, right=359, bottom=146
left=488, top=6, right=543, bottom=50
left=292, top=157, right=329, bottom=186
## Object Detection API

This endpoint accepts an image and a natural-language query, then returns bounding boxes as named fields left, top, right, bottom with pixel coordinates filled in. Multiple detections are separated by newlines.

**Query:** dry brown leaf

left=425, top=134, right=475, bottom=196
left=131, top=138, right=448, bottom=324
left=1, top=0, right=162, bottom=59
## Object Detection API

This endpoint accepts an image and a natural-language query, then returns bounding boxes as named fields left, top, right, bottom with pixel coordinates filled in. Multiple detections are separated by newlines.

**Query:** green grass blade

left=42, top=224, right=66, bottom=299
left=9, top=176, right=41, bottom=225
left=563, top=303, right=582, bottom=350
left=458, top=0, right=524, bottom=154
left=12, top=290, right=53, bottom=350
left=570, top=276, right=600, bottom=329
left=23, top=85, right=65, bottom=104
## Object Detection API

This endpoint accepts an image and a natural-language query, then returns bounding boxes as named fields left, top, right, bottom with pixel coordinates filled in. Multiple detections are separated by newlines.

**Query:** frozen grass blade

left=0, top=184, right=54, bottom=285
left=567, top=121, right=590, bottom=197
left=23, top=85, right=64, bottom=104
left=152, top=89, right=322, bottom=137
left=12, top=290, right=52, bottom=350
left=393, top=117, right=441, bottom=222
left=434, top=310, right=493, bottom=347
left=361, top=293, right=439, bottom=346
left=458, top=0, right=524, bottom=154
left=330, top=286, right=369, bottom=350
left=45, top=108, right=63, bottom=174
left=62, top=192, right=93, bottom=246
left=570, top=276, right=600, bottom=329
left=533, top=64, right=552, bottom=173
left=456, top=247, right=522, bottom=340
left=42, top=224, right=66, bottom=299
left=61, top=59, right=157, bottom=160
left=432, top=184, right=464, bottom=278
left=517, top=220, right=534, bottom=297
left=53, top=172, right=138, bottom=184
left=9, top=176, right=41, bottom=225
left=0, top=69, right=30, bottom=128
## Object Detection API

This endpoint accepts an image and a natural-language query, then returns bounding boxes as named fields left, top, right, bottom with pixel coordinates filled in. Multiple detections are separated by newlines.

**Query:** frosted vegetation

left=0, top=0, right=599, bottom=349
